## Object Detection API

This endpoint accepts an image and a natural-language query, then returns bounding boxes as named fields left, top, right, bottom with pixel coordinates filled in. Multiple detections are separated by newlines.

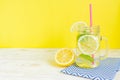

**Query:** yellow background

left=0, top=0, right=119, bottom=48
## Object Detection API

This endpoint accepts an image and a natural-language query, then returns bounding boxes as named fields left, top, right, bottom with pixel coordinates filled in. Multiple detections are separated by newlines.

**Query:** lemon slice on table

left=78, top=35, right=99, bottom=55
left=55, top=48, right=75, bottom=67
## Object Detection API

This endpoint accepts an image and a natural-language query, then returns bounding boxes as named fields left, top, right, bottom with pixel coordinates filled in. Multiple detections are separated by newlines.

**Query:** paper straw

left=89, top=4, right=92, bottom=27
left=89, top=3, right=94, bottom=64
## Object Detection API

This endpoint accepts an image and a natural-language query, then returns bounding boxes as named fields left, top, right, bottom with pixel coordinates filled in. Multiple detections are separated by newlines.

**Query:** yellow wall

left=0, top=0, right=120, bottom=48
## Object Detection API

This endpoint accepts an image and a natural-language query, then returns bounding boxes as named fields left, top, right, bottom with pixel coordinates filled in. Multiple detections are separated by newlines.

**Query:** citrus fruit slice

left=71, top=21, right=88, bottom=32
left=78, top=35, right=99, bottom=55
left=79, top=54, right=94, bottom=63
left=55, top=48, right=75, bottom=66
left=76, top=54, right=94, bottom=68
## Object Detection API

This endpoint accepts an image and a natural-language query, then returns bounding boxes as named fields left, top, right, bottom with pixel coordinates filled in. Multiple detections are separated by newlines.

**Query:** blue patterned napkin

left=61, top=58, right=120, bottom=80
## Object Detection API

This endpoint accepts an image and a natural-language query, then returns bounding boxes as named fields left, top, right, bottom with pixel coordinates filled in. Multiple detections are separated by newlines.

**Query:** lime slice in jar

left=76, top=54, right=94, bottom=68
left=78, top=35, right=99, bottom=55
left=78, top=54, right=94, bottom=63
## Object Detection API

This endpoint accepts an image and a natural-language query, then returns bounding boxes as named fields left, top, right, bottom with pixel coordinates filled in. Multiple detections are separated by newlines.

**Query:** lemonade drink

left=76, top=26, right=100, bottom=68
left=71, top=22, right=107, bottom=68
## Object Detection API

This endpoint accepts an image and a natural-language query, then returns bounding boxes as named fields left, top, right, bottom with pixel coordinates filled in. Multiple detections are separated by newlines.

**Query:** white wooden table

left=0, top=48, right=119, bottom=80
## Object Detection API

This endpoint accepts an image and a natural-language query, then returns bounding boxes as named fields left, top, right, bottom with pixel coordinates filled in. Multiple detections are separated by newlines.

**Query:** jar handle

left=100, top=36, right=109, bottom=60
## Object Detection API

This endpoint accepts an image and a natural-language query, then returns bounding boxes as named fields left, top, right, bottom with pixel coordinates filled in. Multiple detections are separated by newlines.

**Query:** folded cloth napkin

left=61, top=58, right=120, bottom=80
